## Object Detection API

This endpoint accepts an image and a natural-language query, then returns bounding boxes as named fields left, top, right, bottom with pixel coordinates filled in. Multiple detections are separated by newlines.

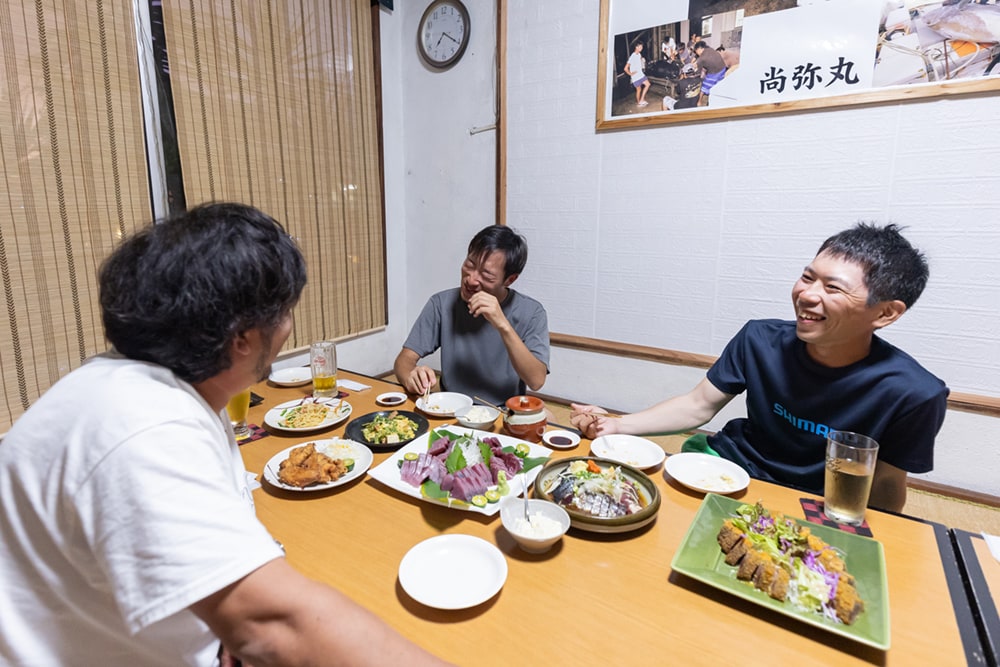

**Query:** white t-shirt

left=627, top=51, right=646, bottom=82
left=0, top=354, right=283, bottom=666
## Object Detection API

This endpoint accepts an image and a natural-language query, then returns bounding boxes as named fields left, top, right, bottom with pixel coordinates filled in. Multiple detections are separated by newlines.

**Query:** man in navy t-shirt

left=571, top=223, right=948, bottom=512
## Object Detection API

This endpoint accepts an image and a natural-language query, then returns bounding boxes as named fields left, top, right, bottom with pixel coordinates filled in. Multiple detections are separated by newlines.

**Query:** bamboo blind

left=160, top=0, right=387, bottom=350
left=0, top=0, right=152, bottom=431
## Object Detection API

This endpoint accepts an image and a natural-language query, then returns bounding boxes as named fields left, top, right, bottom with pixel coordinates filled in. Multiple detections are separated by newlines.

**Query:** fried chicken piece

left=834, top=574, right=865, bottom=624
left=278, top=463, right=324, bottom=488
left=278, top=443, right=349, bottom=488
left=738, top=548, right=770, bottom=581
left=717, top=519, right=745, bottom=552
left=286, top=442, right=316, bottom=467
left=724, top=535, right=749, bottom=566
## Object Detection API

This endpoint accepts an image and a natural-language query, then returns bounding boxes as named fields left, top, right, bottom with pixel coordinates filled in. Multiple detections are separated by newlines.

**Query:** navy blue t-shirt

left=706, top=320, right=948, bottom=493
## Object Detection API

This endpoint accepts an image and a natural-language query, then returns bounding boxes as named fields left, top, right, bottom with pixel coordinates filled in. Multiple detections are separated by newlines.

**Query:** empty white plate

left=664, top=452, right=750, bottom=494
left=398, top=535, right=507, bottom=609
left=590, top=434, right=666, bottom=469
left=268, top=367, right=312, bottom=387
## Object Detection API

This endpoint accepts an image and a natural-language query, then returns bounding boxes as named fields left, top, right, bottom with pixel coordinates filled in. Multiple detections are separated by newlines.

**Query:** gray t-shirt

left=402, top=288, right=550, bottom=405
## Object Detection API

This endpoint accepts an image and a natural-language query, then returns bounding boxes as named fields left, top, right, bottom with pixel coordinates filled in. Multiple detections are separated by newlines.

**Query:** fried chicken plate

left=278, top=442, right=349, bottom=488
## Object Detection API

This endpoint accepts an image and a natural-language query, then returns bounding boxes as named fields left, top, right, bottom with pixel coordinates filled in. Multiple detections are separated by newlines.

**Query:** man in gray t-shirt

left=393, top=225, right=549, bottom=405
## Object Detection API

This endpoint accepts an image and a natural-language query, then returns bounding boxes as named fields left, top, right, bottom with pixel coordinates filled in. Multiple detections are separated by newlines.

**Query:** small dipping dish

left=500, top=498, right=571, bottom=554
left=543, top=429, right=581, bottom=450
left=376, top=391, right=407, bottom=407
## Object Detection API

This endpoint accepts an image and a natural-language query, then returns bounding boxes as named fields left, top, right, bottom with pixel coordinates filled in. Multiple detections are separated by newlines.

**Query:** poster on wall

left=597, top=0, right=1000, bottom=129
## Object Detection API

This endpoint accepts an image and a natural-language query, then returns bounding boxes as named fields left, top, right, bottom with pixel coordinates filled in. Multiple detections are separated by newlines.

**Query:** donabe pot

left=503, top=395, right=546, bottom=443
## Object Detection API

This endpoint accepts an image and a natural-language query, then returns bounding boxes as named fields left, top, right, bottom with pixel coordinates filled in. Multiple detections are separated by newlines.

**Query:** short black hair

left=694, top=40, right=709, bottom=51
left=817, top=222, right=929, bottom=308
left=100, top=202, right=307, bottom=383
left=467, top=225, right=529, bottom=278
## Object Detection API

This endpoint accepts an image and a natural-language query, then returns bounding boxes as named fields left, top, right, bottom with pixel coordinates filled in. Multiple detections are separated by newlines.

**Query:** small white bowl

left=416, top=392, right=473, bottom=417
left=500, top=498, right=571, bottom=554
left=454, top=404, right=500, bottom=429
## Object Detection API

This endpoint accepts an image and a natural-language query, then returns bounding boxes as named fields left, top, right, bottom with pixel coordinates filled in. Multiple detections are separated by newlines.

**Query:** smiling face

left=459, top=250, right=513, bottom=302
left=791, top=251, right=893, bottom=367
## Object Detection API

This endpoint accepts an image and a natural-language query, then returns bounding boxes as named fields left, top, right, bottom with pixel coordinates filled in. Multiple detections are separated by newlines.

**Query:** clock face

left=418, top=0, right=470, bottom=69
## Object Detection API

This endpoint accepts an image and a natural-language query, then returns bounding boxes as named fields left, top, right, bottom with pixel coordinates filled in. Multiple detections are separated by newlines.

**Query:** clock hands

left=441, top=31, right=460, bottom=45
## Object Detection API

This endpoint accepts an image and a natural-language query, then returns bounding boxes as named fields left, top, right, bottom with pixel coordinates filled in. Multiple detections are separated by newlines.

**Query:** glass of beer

left=310, top=340, right=338, bottom=399
left=226, top=387, right=252, bottom=440
left=823, top=430, right=879, bottom=525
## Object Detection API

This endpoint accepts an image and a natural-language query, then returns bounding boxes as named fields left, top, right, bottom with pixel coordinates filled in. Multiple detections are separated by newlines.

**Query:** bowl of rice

left=454, top=404, right=501, bottom=430
left=500, top=498, right=571, bottom=554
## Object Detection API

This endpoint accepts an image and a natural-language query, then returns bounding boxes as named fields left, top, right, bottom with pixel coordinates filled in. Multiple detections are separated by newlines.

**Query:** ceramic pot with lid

left=503, top=395, right=547, bottom=443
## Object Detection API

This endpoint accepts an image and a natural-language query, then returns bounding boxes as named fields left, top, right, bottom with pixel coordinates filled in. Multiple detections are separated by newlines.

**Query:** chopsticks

left=473, top=395, right=508, bottom=414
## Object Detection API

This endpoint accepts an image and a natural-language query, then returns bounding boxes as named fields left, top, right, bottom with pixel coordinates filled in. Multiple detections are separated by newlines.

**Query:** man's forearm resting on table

left=193, top=559, right=451, bottom=667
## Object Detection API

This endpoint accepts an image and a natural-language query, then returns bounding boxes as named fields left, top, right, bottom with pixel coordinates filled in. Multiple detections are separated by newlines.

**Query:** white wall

left=371, top=2, right=998, bottom=496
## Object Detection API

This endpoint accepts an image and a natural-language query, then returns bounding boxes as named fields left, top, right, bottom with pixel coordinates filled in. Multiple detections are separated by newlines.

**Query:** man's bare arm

left=467, top=292, right=547, bottom=390
left=868, top=460, right=907, bottom=513
left=571, top=377, right=735, bottom=439
left=193, top=559, right=452, bottom=667
left=393, top=347, right=437, bottom=395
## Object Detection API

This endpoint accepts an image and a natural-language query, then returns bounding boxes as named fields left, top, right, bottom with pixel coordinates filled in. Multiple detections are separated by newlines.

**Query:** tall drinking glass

left=226, top=387, right=252, bottom=440
left=310, top=340, right=338, bottom=399
left=823, top=430, right=879, bottom=525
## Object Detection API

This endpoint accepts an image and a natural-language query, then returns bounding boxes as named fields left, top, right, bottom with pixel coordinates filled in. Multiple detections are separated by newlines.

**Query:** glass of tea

left=823, top=430, right=879, bottom=525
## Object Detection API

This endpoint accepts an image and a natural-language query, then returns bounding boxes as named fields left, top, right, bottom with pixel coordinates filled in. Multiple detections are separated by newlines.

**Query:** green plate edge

left=670, top=493, right=890, bottom=651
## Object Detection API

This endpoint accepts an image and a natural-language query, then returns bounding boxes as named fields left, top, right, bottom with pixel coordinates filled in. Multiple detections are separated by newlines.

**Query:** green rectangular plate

left=670, top=494, right=890, bottom=650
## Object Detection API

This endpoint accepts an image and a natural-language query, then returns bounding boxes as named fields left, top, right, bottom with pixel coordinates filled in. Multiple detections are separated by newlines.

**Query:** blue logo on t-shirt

left=773, top=402, right=831, bottom=437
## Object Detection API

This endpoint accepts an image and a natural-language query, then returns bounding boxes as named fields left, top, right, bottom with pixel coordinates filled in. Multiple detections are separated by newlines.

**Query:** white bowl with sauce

left=500, top=498, right=571, bottom=554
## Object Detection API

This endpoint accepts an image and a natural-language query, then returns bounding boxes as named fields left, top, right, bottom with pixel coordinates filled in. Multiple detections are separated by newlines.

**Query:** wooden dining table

left=240, top=370, right=981, bottom=666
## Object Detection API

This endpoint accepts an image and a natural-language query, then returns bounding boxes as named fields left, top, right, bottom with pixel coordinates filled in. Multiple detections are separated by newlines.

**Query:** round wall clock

left=417, top=0, right=470, bottom=70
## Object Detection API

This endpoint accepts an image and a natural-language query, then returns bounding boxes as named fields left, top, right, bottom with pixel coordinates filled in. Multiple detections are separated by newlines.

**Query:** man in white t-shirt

left=0, top=203, right=450, bottom=666
left=625, top=42, right=651, bottom=107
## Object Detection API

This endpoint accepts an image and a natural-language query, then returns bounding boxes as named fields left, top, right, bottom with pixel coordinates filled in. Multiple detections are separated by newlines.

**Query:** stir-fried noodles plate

left=264, top=398, right=353, bottom=432
left=671, top=494, right=890, bottom=650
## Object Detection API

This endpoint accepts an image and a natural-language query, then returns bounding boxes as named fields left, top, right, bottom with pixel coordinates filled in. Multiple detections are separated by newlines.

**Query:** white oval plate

left=376, top=391, right=408, bottom=407
left=268, top=367, right=312, bottom=387
left=590, top=434, right=666, bottom=469
left=398, top=535, right=507, bottom=609
left=543, top=429, right=581, bottom=450
left=664, top=452, right=750, bottom=494
left=263, top=398, right=352, bottom=432
left=263, top=438, right=373, bottom=492
left=415, top=391, right=473, bottom=417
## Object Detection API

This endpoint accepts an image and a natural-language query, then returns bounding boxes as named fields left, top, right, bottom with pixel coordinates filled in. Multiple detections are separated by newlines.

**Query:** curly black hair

left=100, top=202, right=307, bottom=383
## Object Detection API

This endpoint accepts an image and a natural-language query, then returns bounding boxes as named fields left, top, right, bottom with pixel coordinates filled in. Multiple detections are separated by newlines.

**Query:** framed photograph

left=596, top=0, right=1000, bottom=129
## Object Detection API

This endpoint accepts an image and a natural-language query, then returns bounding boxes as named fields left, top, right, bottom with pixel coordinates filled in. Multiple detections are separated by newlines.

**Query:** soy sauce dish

left=376, top=392, right=407, bottom=407
left=543, top=429, right=580, bottom=449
